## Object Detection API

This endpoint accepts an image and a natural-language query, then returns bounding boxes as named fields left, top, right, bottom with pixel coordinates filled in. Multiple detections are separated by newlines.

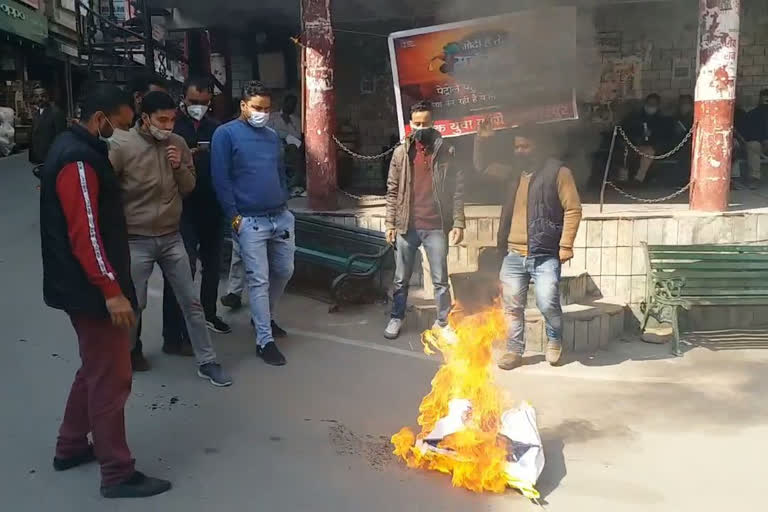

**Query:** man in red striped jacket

left=39, top=85, right=171, bottom=499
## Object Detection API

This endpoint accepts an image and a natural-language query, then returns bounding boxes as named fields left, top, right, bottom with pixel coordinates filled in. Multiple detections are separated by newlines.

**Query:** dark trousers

left=162, top=214, right=223, bottom=344
left=56, top=314, right=135, bottom=486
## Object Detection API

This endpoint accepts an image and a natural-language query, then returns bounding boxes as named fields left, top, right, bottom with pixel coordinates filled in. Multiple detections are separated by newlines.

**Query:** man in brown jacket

left=384, top=102, right=465, bottom=340
left=109, top=91, right=231, bottom=387
left=475, top=121, right=582, bottom=370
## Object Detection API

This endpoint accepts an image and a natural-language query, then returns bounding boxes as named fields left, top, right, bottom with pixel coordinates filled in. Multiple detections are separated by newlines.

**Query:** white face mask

left=186, top=104, right=208, bottom=121
left=97, top=115, right=115, bottom=143
left=148, top=123, right=172, bottom=141
left=247, top=111, right=270, bottom=128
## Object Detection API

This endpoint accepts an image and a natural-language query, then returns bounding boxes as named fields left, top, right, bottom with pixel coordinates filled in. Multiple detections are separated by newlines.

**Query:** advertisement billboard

left=388, top=7, right=579, bottom=139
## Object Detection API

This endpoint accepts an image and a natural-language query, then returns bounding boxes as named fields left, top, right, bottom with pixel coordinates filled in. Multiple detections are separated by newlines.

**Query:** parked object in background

left=294, top=214, right=392, bottom=310
left=641, top=243, right=768, bottom=356
left=0, top=107, right=15, bottom=156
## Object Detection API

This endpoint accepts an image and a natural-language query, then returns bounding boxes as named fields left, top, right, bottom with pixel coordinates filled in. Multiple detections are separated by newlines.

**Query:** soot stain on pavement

left=328, top=422, right=397, bottom=472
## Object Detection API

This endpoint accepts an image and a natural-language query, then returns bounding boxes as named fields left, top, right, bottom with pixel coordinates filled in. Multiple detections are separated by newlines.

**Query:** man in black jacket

left=39, top=85, right=170, bottom=498
left=162, top=76, right=230, bottom=354
left=744, top=88, right=768, bottom=188
left=29, top=86, right=66, bottom=165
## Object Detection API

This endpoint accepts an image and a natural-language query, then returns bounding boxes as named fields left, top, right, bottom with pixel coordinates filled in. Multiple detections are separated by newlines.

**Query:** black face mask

left=413, top=127, right=437, bottom=145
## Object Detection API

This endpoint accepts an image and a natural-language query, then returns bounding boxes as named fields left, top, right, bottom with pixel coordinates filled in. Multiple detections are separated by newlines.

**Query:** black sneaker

left=53, top=445, right=96, bottom=471
left=271, top=320, right=287, bottom=338
left=206, top=316, right=232, bottom=334
left=220, top=293, right=242, bottom=310
left=100, top=471, right=172, bottom=499
left=162, top=341, right=195, bottom=357
left=257, top=342, right=286, bottom=366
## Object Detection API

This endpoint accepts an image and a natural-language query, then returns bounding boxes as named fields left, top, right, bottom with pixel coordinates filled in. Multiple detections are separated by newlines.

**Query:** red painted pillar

left=302, top=0, right=338, bottom=210
left=690, top=0, right=741, bottom=212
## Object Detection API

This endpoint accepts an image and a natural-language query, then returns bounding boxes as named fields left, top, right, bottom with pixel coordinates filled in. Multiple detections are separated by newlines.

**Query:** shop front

left=0, top=0, right=49, bottom=148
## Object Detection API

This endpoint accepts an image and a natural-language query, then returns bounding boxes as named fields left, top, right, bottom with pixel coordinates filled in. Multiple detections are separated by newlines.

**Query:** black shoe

left=162, top=342, right=195, bottom=357
left=206, top=316, right=232, bottom=334
left=220, top=293, right=242, bottom=310
left=257, top=342, right=286, bottom=366
left=271, top=320, right=287, bottom=338
left=53, top=445, right=96, bottom=471
left=100, top=471, right=172, bottom=499
left=131, top=351, right=150, bottom=372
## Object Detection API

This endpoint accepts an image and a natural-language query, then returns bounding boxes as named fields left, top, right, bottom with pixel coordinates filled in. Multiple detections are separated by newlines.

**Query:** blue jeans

left=500, top=252, right=562, bottom=355
left=235, top=210, right=295, bottom=347
left=391, top=229, right=452, bottom=326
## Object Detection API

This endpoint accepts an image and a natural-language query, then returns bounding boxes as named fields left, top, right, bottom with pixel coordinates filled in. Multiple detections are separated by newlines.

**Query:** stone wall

left=593, top=0, right=768, bottom=109
left=310, top=207, right=768, bottom=310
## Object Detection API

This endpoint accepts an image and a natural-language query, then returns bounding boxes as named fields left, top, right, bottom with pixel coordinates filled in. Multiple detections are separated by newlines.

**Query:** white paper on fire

left=414, top=398, right=545, bottom=500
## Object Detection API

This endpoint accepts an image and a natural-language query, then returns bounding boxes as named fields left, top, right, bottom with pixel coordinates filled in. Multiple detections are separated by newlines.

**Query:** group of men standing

left=383, top=101, right=583, bottom=371
left=39, top=78, right=295, bottom=498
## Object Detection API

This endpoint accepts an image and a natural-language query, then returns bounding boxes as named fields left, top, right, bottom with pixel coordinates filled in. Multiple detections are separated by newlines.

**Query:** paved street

left=1, top=151, right=766, bottom=511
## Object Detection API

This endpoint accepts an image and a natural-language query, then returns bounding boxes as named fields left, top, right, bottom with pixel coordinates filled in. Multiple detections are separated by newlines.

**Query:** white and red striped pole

left=690, top=0, right=741, bottom=211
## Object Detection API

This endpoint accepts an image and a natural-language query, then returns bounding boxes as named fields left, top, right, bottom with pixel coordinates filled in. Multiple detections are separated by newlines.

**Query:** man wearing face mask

left=211, top=81, right=293, bottom=367
left=672, top=94, right=695, bottom=186
left=110, top=91, right=232, bottom=386
left=618, top=93, right=671, bottom=184
left=476, top=122, right=581, bottom=370
left=383, top=101, right=465, bottom=341
left=39, top=85, right=171, bottom=498
left=744, top=89, right=768, bottom=189
left=161, top=76, right=230, bottom=358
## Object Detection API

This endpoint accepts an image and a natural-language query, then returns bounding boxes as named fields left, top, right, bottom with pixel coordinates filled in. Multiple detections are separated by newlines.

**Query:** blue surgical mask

left=248, top=111, right=270, bottom=128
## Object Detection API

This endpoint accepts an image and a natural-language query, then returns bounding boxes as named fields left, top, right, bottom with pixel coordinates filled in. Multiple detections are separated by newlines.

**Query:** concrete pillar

left=690, top=0, right=741, bottom=212
left=302, top=0, right=338, bottom=210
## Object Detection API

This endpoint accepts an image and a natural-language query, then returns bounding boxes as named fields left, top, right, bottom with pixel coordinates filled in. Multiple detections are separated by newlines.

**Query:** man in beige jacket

left=109, top=91, right=231, bottom=387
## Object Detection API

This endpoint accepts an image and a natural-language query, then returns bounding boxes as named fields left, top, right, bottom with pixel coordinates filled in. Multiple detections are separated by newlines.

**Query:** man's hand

left=386, top=228, right=397, bottom=246
left=105, top=294, right=136, bottom=329
left=477, top=116, right=495, bottom=138
left=449, top=228, right=464, bottom=245
left=559, top=247, right=574, bottom=264
left=166, top=145, right=181, bottom=169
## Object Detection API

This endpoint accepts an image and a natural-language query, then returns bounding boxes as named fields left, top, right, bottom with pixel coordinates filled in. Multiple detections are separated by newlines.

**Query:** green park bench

left=294, top=214, right=392, bottom=309
left=641, top=243, right=768, bottom=356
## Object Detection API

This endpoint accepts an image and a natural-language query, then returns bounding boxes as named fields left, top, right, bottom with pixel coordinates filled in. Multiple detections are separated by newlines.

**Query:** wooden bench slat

left=671, top=279, right=768, bottom=289
left=651, top=271, right=768, bottom=279
left=647, top=245, right=768, bottom=253
left=657, top=296, right=768, bottom=306
left=678, top=288, right=768, bottom=296
left=649, top=253, right=768, bottom=262
left=648, top=262, right=768, bottom=270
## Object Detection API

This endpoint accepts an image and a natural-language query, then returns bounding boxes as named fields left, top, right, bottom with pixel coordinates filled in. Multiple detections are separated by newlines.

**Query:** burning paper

left=391, top=308, right=544, bottom=499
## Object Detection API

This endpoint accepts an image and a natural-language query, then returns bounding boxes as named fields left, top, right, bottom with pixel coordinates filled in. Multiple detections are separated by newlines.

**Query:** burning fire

left=391, top=306, right=515, bottom=494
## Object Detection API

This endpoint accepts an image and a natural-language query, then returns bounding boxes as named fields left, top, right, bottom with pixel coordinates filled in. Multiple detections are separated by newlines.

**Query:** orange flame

left=391, top=306, right=513, bottom=493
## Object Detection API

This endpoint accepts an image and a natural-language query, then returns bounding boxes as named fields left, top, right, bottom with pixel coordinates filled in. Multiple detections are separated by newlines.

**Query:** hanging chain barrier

left=332, top=134, right=402, bottom=161
left=331, top=135, right=405, bottom=200
left=617, top=123, right=696, bottom=161
left=600, top=123, right=697, bottom=208
left=605, top=181, right=691, bottom=203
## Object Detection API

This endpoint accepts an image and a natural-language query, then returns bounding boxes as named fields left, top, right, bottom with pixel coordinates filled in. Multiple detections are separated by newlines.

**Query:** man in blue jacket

left=211, top=81, right=293, bottom=366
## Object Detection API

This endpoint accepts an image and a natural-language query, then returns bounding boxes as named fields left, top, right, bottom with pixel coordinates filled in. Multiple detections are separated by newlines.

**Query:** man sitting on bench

left=744, top=88, right=768, bottom=190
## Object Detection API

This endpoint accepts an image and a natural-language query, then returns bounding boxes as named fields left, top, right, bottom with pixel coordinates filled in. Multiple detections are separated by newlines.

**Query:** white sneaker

left=384, top=318, right=403, bottom=340
left=432, top=322, right=459, bottom=345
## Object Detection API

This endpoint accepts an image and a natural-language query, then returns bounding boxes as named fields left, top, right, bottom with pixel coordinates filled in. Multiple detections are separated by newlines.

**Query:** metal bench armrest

left=345, top=246, right=392, bottom=275
left=654, top=276, right=686, bottom=300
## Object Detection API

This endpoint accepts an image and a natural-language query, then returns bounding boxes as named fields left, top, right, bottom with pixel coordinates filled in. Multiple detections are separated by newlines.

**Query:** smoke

left=416, top=0, right=604, bottom=192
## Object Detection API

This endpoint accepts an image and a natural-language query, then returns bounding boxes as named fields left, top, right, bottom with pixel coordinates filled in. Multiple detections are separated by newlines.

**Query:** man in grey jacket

left=384, top=101, right=465, bottom=340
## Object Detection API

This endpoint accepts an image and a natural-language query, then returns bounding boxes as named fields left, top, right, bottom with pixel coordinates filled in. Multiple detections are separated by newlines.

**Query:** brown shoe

left=498, top=352, right=523, bottom=371
left=545, top=342, right=563, bottom=366
left=131, top=351, right=150, bottom=372
left=162, top=343, right=195, bottom=357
